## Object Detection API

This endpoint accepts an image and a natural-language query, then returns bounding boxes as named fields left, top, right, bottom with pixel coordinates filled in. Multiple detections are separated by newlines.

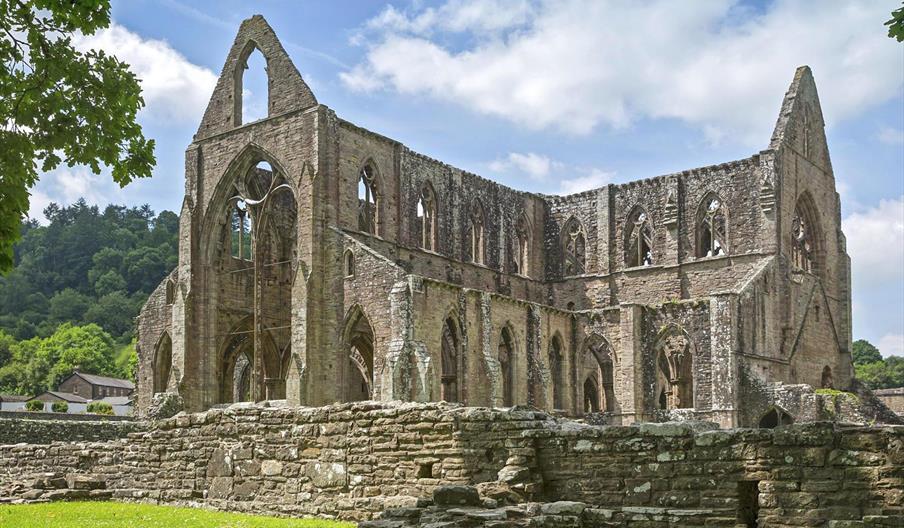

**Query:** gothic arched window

left=230, top=199, right=253, bottom=261
left=562, top=217, right=586, bottom=276
left=358, top=164, right=379, bottom=235
left=513, top=213, right=530, bottom=275
left=441, top=317, right=461, bottom=402
left=417, top=184, right=437, bottom=251
left=625, top=208, right=653, bottom=267
left=498, top=327, right=515, bottom=406
left=791, top=195, right=819, bottom=273
left=549, top=334, right=565, bottom=410
left=697, top=194, right=727, bottom=257
left=468, top=200, right=485, bottom=265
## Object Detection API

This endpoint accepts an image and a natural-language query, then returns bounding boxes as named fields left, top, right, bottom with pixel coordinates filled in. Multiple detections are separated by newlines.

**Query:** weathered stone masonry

left=132, top=14, right=888, bottom=430
left=1, top=402, right=901, bottom=526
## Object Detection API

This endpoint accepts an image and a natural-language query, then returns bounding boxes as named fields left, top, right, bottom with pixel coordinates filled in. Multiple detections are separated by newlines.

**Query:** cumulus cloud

left=488, top=151, right=613, bottom=194
left=27, top=167, right=123, bottom=222
left=73, top=23, right=217, bottom=124
left=877, top=126, right=904, bottom=146
left=559, top=169, right=614, bottom=195
left=843, top=196, right=904, bottom=290
left=343, top=0, right=903, bottom=145
left=878, top=334, right=904, bottom=358
left=489, top=152, right=561, bottom=180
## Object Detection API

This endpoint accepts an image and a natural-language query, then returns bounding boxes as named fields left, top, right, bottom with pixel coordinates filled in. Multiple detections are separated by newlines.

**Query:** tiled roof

left=38, top=391, right=89, bottom=403
left=0, top=394, right=31, bottom=402
left=69, top=372, right=135, bottom=390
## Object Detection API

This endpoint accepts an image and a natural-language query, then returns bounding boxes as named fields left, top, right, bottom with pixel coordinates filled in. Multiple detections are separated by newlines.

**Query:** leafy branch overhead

left=0, top=0, right=155, bottom=272
left=888, top=3, right=904, bottom=42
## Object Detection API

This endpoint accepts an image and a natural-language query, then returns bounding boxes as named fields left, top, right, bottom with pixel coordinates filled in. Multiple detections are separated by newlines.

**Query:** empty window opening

left=345, top=311, right=375, bottom=402
left=165, top=279, right=175, bottom=305
left=582, top=336, right=615, bottom=414
left=417, top=462, right=434, bottom=478
left=791, top=194, right=819, bottom=274
left=417, top=184, right=436, bottom=251
left=469, top=200, right=485, bottom=265
left=583, top=376, right=600, bottom=413
left=758, top=407, right=794, bottom=428
left=441, top=317, right=460, bottom=402
left=549, top=336, right=565, bottom=410
left=237, top=45, right=269, bottom=126
left=344, top=250, right=355, bottom=277
left=514, top=213, right=529, bottom=275
left=626, top=209, right=654, bottom=267
left=230, top=200, right=253, bottom=261
left=498, top=327, right=515, bottom=406
left=153, top=333, right=172, bottom=394
left=737, top=480, right=760, bottom=527
left=697, top=195, right=728, bottom=257
left=358, top=165, right=379, bottom=234
left=563, top=217, right=586, bottom=276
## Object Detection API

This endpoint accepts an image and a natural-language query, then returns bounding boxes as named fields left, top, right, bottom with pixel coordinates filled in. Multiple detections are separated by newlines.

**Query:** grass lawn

left=0, top=502, right=355, bottom=528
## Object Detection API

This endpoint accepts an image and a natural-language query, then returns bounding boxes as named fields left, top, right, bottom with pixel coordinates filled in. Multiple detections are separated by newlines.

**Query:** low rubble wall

left=0, top=401, right=901, bottom=527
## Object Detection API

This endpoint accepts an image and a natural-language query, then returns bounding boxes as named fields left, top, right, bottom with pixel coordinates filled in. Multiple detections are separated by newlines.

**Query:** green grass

left=0, top=502, right=355, bottom=528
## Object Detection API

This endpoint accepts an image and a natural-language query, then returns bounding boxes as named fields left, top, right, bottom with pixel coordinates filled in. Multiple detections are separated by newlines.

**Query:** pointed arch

left=152, top=332, right=173, bottom=394
left=580, top=334, right=616, bottom=414
left=440, top=316, right=461, bottom=402
left=344, top=249, right=355, bottom=277
left=759, top=406, right=794, bottom=428
left=562, top=216, right=586, bottom=276
left=497, top=324, right=517, bottom=407
left=233, top=40, right=269, bottom=126
left=625, top=206, right=654, bottom=267
left=468, top=199, right=486, bottom=265
left=342, top=305, right=375, bottom=401
left=653, top=326, right=694, bottom=410
left=791, top=191, right=821, bottom=275
left=696, top=192, right=728, bottom=257
left=357, top=160, right=381, bottom=235
left=549, top=332, right=565, bottom=410
left=417, top=182, right=437, bottom=251
left=821, top=365, right=834, bottom=389
left=513, top=212, right=530, bottom=276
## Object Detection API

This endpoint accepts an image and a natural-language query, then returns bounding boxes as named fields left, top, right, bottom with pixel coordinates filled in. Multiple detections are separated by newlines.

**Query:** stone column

left=618, top=304, right=644, bottom=424
left=710, top=293, right=739, bottom=427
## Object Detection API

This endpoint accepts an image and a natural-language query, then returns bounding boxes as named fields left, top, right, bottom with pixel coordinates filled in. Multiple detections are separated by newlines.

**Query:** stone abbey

left=137, top=15, right=859, bottom=428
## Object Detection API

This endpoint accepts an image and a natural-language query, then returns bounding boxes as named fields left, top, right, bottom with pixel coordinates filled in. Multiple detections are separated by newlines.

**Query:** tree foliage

left=852, top=339, right=904, bottom=390
left=0, top=0, right=155, bottom=272
left=887, top=3, right=904, bottom=42
left=0, top=322, right=127, bottom=396
left=0, top=200, right=177, bottom=342
left=852, top=339, right=882, bottom=366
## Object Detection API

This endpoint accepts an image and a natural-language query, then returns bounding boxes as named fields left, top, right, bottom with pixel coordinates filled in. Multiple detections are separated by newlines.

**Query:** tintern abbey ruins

left=138, top=16, right=864, bottom=429
left=5, top=16, right=903, bottom=527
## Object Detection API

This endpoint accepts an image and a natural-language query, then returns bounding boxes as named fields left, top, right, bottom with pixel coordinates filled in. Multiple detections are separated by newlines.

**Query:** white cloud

left=843, top=196, right=904, bottom=290
left=559, top=169, right=614, bottom=195
left=489, top=152, right=561, bottom=180
left=73, top=23, right=217, bottom=124
left=877, top=126, right=904, bottom=145
left=343, top=0, right=903, bottom=145
left=488, top=151, right=613, bottom=194
left=28, top=167, right=123, bottom=223
left=878, top=333, right=904, bottom=358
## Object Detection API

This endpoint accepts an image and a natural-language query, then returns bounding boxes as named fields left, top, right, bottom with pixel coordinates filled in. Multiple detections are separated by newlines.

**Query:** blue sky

left=29, top=0, right=903, bottom=355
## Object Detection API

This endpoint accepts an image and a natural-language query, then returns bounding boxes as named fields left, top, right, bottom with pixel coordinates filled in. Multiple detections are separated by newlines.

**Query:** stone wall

left=0, top=415, right=144, bottom=445
left=1, top=402, right=901, bottom=526
left=875, top=388, right=904, bottom=416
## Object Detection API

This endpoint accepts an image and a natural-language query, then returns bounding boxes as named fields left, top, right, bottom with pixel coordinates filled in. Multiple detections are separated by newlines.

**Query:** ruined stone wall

left=0, top=416, right=144, bottom=444
left=1, top=403, right=901, bottom=526
left=136, top=271, right=175, bottom=411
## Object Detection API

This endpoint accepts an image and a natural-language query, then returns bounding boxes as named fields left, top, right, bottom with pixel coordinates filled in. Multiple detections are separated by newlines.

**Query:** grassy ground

left=0, top=502, right=355, bottom=528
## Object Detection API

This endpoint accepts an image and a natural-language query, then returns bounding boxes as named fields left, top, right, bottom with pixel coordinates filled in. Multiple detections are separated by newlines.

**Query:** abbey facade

left=136, top=16, right=853, bottom=428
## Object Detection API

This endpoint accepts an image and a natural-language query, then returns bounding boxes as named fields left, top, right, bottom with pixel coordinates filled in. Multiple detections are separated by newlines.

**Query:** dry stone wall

left=1, top=402, right=902, bottom=526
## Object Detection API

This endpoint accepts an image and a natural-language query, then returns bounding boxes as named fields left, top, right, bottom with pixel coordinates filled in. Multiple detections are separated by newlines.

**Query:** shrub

left=25, top=399, right=44, bottom=412
left=87, top=401, right=114, bottom=415
left=51, top=401, right=69, bottom=413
